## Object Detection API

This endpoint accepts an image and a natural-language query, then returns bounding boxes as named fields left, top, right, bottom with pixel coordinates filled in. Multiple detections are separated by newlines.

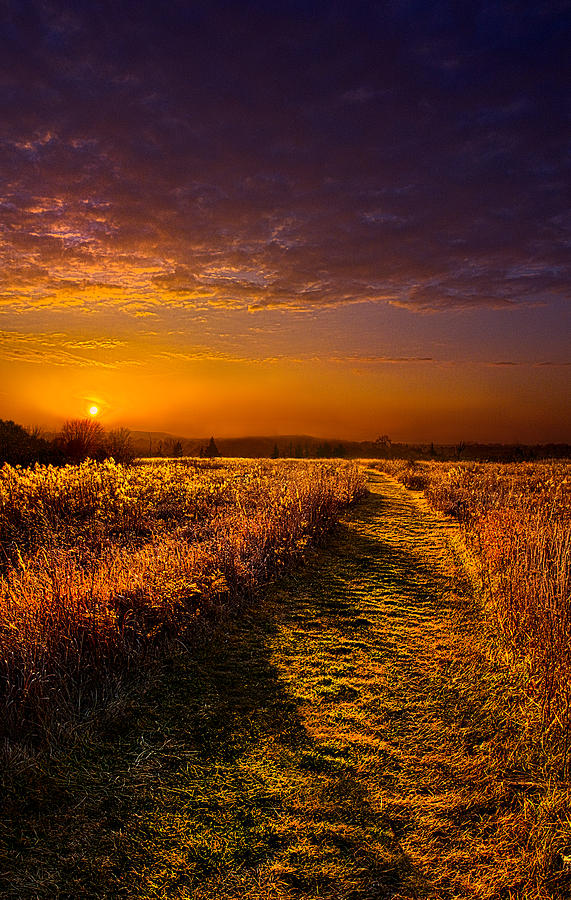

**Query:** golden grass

left=2, top=464, right=570, bottom=898
left=0, top=457, right=366, bottom=744
left=370, top=458, right=571, bottom=774
left=4, top=469, right=568, bottom=899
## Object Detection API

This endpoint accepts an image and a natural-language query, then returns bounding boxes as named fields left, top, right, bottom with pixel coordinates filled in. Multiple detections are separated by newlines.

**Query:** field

left=0, top=458, right=366, bottom=745
left=1, top=456, right=570, bottom=899
left=371, top=458, right=571, bottom=773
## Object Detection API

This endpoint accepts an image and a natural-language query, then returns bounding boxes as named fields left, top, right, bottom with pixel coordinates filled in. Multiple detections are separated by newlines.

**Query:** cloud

left=0, top=330, right=140, bottom=368
left=327, top=355, right=434, bottom=364
left=62, top=338, right=125, bottom=350
left=0, top=0, right=568, bottom=320
left=151, top=347, right=438, bottom=367
left=487, top=359, right=571, bottom=368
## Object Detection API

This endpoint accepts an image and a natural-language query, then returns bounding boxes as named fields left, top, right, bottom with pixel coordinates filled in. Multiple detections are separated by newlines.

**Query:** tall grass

left=373, top=458, right=571, bottom=771
left=0, top=458, right=366, bottom=744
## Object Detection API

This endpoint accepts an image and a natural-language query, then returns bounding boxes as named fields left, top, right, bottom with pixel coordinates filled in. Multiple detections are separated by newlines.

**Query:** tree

left=105, top=427, right=135, bottom=464
left=205, top=436, right=219, bottom=458
left=271, top=443, right=280, bottom=458
left=374, top=434, right=392, bottom=458
left=58, top=418, right=105, bottom=462
left=0, top=419, right=51, bottom=466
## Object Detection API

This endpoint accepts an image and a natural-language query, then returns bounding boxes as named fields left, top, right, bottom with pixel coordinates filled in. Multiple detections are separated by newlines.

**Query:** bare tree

left=58, top=419, right=105, bottom=462
left=105, top=427, right=135, bottom=463
left=374, top=434, right=392, bottom=457
left=163, top=437, right=183, bottom=457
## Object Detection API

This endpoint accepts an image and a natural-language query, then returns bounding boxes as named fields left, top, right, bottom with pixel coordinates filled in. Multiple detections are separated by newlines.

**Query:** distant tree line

left=2, top=418, right=569, bottom=467
left=271, top=441, right=348, bottom=458
left=147, top=436, right=220, bottom=458
left=0, top=418, right=136, bottom=466
left=153, top=437, right=184, bottom=458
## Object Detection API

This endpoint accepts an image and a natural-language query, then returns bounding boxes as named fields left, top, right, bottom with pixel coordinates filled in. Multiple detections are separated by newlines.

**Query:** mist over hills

left=130, top=432, right=353, bottom=458
left=3, top=422, right=568, bottom=464
left=130, top=431, right=571, bottom=462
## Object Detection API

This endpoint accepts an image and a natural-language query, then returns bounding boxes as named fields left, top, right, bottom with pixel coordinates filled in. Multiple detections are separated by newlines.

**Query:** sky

left=1, top=0, right=570, bottom=443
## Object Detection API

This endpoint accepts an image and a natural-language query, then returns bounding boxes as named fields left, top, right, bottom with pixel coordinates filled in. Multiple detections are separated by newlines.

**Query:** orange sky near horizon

left=1, top=301, right=569, bottom=443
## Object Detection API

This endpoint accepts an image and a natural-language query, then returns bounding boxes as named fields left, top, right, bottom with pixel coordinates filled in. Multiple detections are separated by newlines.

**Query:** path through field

left=4, top=473, right=520, bottom=899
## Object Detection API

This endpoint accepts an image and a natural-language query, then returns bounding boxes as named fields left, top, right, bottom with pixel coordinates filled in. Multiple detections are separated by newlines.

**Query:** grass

left=0, top=458, right=366, bottom=746
left=2, top=469, right=569, bottom=898
left=370, top=458, right=571, bottom=776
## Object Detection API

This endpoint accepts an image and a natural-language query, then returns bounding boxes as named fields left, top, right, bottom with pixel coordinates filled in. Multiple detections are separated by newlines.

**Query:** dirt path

left=3, top=473, right=523, bottom=899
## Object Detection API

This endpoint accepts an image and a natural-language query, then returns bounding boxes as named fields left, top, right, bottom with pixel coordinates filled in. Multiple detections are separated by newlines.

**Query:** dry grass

left=3, top=468, right=569, bottom=899
left=0, top=457, right=366, bottom=745
left=2, top=463, right=570, bottom=898
left=370, top=458, right=571, bottom=774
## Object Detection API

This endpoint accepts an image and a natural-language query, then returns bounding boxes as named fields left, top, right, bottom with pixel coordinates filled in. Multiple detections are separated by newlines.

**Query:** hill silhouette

left=130, top=432, right=571, bottom=462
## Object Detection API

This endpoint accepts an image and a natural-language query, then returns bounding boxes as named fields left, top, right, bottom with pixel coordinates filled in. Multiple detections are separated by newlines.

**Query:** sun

left=89, top=405, right=99, bottom=417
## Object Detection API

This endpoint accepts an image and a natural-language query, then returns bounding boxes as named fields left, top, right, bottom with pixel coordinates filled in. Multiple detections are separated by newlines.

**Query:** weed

left=371, top=458, right=571, bottom=774
left=0, top=458, right=366, bottom=746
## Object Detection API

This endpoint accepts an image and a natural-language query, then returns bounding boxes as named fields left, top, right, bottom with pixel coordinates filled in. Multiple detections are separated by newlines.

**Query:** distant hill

left=130, top=431, right=571, bottom=461
left=130, top=431, right=195, bottom=457
left=130, top=432, right=361, bottom=458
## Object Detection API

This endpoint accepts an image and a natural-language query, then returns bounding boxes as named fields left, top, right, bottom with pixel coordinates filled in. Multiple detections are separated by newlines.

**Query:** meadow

left=2, top=455, right=571, bottom=898
left=371, top=458, right=571, bottom=773
left=0, top=457, right=366, bottom=746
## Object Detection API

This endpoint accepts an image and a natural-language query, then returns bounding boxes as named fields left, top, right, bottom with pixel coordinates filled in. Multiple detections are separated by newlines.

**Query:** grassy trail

left=3, top=473, right=535, bottom=898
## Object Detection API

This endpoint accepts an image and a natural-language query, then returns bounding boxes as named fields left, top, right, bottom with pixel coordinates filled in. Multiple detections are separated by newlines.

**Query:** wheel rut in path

left=5, top=472, right=501, bottom=900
